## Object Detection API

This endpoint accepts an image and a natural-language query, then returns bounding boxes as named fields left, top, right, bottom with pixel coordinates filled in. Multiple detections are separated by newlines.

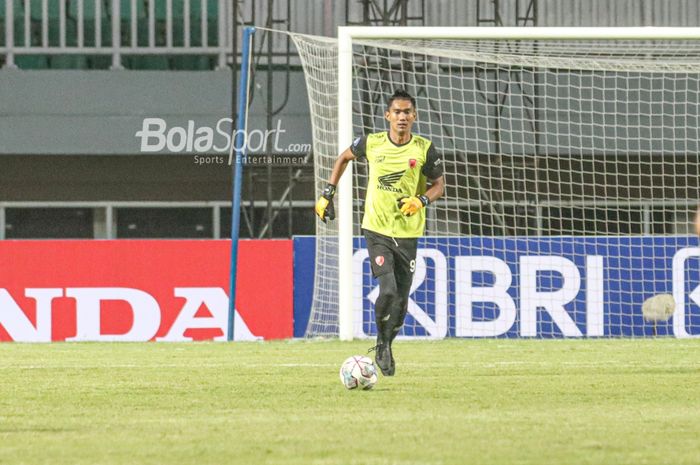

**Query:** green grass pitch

left=0, top=339, right=699, bottom=465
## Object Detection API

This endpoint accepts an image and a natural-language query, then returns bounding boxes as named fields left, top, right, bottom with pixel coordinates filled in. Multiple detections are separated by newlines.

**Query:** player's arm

left=314, top=147, right=357, bottom=223
left=328, top=147, right=356, bottom=187
left=424, top=175, right=445, bottom=204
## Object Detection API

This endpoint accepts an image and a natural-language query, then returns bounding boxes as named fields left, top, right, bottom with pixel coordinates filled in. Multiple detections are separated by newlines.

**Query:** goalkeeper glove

left=398, top=195, right=430, bottom=216
left=314, top=184, right=336, bottom=223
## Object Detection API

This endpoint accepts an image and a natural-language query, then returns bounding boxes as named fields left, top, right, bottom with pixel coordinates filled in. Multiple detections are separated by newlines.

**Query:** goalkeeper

left=314, top=89, right=445, bottom=376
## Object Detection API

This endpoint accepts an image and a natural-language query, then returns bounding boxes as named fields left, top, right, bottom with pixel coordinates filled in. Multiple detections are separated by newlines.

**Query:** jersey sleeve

left=422, top=143, right=443, bottom=179
left=349, top=136, right=367, bottom=160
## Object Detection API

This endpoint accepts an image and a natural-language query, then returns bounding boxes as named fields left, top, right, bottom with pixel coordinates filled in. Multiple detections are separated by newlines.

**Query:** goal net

left=291, top=28, right=700, bottom=339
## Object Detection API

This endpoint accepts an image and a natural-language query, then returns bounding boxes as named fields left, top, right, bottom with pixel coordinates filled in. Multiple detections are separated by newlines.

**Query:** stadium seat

left=185, top=1, right=220, bottom=46
left=98, top=0, right=146, bottom=20
left=185, top=0, right=221, bottom=20
left=206, top=0, right=218, bottom=17
left=169, top=55, right=213, bottom=70
left=154, top=0, right=187, bottom=20
left=19, top=1, right=72, bottom=48
left=0, top=2, right=30, bottom=47
left=86, top=55, right=112, bottom=69
left=69, top=0, right=98, bottom=19
left=191, top=0, right=201, bottom=18
left=123, top=55, right=170, bottom=70
left=2, top=0, right=221, bottom=70
left=124, top=0, right=146, bottom=19
left=49, top=55, right=88, bottom=69
left=10, top=17, right=26, bottom=46
left=15, top=55, right=49, bottom=69
left=167, top=0, right=220, bottom=46
left=68, top=0, right=98, bottom=42
left=28, top=0, right=60, bottom=19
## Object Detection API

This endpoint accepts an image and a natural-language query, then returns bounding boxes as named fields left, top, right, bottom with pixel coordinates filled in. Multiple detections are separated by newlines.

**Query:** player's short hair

left=387, top=89, right=416, bottom=110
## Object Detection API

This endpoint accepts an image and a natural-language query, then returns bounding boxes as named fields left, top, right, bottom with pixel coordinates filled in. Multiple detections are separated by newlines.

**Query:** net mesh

left=291, top=32, right=700, bottom=339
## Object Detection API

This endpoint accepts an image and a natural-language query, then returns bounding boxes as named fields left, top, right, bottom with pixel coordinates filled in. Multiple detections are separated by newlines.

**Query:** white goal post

left=294, top=26, right=700, bottom=341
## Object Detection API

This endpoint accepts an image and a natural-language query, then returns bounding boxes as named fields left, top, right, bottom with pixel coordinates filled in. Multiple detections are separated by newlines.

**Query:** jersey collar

left=387, top=131, right=413, bottom=147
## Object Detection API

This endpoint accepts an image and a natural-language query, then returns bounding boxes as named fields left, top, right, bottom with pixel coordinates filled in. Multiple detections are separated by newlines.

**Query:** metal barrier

left=0, top=199, right=693, bottom=240
left=0, top=200, right=316, bottom=240
left=1, top=0, right=232, bottom=69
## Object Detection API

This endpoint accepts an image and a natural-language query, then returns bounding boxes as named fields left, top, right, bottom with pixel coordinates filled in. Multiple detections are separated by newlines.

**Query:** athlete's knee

left=377, top=273, right=399, bottom=301
left=378, top=286, right=399, bottom=303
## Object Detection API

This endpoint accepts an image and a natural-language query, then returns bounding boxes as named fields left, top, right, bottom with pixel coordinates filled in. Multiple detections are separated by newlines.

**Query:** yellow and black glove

left=314, top=184, right=336, bottom=223
left=398, top=195, right=430, bottom=217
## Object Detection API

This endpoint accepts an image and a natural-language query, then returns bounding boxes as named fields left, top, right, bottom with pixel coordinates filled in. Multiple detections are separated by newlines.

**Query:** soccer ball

left=339, top=355, right=378, bottom=390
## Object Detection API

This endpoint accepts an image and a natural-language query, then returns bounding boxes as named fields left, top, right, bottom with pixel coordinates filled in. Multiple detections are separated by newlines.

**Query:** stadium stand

left=2, top=0, right=224, bottom=70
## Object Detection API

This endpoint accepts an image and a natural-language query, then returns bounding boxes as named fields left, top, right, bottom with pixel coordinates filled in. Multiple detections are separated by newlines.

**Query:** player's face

left=385, top=99, right=416, bottom=137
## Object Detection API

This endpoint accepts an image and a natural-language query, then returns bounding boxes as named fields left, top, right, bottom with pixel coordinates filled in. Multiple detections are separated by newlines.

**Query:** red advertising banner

left=0, top=240, right=292, bottom=341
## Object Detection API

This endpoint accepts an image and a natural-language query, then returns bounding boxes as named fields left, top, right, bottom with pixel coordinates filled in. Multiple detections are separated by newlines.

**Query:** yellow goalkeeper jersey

left=350, top=131, right=443, bottom=238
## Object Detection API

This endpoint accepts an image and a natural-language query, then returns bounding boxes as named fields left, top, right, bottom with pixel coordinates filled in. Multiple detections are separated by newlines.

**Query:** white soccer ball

left=339, top=355, right=378, bottom=390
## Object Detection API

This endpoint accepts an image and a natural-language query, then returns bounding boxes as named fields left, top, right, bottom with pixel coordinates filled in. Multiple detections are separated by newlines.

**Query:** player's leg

left=363, top=229, right=398, bottom=375
left=364, top=230, right=394, bottom=340
left=384, top=237, right=417, bottom=375
left=374, top=272, right=401, bottom=374
left=375, top=272, right=400, bottom=342
left=381, top=273, right=411, bottom=375
left=369, top=271, right=400, bottom=375
left=390, top=271, right=412, bottom=344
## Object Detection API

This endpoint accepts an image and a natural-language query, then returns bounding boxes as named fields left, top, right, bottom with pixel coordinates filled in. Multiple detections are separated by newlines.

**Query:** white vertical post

left=213, top=205, right=221, bottom=239
left=0, top=207, right=5, bottom=240
left=24, top=0, right=30, bottom=50
left=4, top=0, right=15, bottom=68
left=111, top=0, right=122, bottom=69
left=201, top=0, right=207, bottom=46
left=105, top=205, right=114, bottom=239
left=166, top=0, right=173, bottom=48
left=59, top=0, right=66, bottom=48
left=41, top=0, right=48, bottom=47
left=95, top=0, right=102, bottom=48
left=131, top=0, right=138, bottom=49
left=216, top=0, right=226, bottom=68
left=148, top=0, right=155, bottom=47
left=77, top=0, right=84, bottom=48
left=183, top=0, right=191, bottom=48
left=337, top=27, right=354, bottom=341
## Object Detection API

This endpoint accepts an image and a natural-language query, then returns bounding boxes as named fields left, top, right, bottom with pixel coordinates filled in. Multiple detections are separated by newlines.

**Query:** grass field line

left=0, top=360, right=697, bottom=370
left=0, top=362, right=336, bottom=370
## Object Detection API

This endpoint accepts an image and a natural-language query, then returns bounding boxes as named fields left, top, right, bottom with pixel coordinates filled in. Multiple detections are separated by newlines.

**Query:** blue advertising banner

left=293, top=236, right=700, bottom=338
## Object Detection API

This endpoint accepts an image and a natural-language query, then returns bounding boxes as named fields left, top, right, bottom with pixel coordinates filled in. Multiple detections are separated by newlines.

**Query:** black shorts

left=363, top=228, right=418, bottom=283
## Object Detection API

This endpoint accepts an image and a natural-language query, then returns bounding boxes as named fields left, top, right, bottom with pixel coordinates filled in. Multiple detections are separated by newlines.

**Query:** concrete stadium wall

left=0, top=69, right=313, bottom=156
